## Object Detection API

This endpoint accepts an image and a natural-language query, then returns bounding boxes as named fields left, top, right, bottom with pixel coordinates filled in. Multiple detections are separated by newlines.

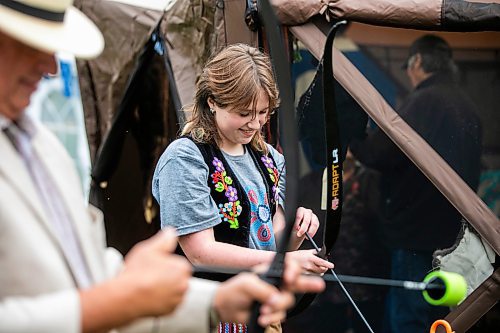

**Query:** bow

left=298, top=21, right=377, bottom=332
left=285, top=20, right=348, bottom=317
left=253, top=14, right=377, bottom=331
left=247, top=0, right=301, bottom=331
left=322, top=22, right=345, bottom=256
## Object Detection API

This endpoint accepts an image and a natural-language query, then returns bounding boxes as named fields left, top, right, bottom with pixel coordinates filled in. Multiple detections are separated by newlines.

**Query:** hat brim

left=0, top=5, right=104, bottom=59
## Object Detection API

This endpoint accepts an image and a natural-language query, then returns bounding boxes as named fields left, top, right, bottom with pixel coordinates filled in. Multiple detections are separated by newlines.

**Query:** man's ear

left=412, top=53, right=423, bottom=70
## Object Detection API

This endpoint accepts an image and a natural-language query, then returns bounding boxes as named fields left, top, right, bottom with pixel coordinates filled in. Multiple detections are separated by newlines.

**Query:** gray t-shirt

left=152, top=138, right=285, bottom=251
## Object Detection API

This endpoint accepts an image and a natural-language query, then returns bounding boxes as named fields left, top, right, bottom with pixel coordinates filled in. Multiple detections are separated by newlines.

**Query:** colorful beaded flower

left=211, top=157, right=242, bottom=229
left=261, top=155, right=280, bottom=202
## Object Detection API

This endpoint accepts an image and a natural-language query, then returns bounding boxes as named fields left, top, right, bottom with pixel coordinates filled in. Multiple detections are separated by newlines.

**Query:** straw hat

left=0, top=0, right=104, bottom=59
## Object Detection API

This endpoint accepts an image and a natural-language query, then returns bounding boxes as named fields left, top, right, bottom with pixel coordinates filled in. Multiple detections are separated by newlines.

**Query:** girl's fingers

left=296, top=208, right=314, bottom=237
left=294, top=208, right=321, bottom=238
left=297, top=221, right=308, bottom=237
left=308, top=214, right=320, bottom=236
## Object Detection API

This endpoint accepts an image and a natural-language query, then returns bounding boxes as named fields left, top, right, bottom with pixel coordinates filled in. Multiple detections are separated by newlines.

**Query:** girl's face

left=209, top=89, right=269, bottom=155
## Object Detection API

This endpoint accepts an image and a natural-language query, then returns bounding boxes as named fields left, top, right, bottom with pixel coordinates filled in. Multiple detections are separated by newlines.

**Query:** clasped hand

left=121, top=228, right=325, bottom=325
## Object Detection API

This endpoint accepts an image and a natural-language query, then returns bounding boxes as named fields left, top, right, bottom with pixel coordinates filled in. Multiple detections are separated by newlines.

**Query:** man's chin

left=1, top=104, right=26, bottom=121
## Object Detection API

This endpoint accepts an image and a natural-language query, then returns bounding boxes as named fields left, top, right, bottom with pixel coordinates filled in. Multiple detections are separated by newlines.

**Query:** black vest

left=191, top=139, right=280, bottom=248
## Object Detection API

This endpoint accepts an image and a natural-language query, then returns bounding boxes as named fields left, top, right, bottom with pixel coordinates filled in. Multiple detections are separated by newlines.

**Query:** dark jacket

left=351, top=73, right=482, bottom=251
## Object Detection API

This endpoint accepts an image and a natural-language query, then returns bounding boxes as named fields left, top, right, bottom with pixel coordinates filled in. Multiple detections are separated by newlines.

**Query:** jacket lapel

left=0, top=131, right=56, bottom=238
left=32, top=128, right=105, bottom=283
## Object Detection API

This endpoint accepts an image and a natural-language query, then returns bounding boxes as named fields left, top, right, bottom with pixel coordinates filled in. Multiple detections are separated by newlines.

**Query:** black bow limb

left=299, top=20, right=377, bottom=333
left=247, top=0, right=301, bottom=332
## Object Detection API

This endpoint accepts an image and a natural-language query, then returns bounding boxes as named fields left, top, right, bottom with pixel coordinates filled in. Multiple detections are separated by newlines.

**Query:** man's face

left=0, top=32, right=57, bottom=120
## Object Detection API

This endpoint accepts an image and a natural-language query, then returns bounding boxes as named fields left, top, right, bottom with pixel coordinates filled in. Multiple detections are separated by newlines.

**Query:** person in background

left=0, top=1, right=325, bottom=332
left=153, top=43, right=333, bottom=333
left=351, top=34, right=482, bottom=333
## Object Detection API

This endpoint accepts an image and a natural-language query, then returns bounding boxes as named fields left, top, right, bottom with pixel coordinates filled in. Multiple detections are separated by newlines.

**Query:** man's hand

left=121, top=228, right=193, bottom=316
left=80, top=228, right=193, bottom=333
left=212, top=258, right=325, bottom=327
left=212, top=273, right=293, bottom=327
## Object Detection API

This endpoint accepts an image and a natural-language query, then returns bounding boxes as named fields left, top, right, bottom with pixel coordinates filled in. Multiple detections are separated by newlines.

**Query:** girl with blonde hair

left=153, top=44, right=332, bottom=332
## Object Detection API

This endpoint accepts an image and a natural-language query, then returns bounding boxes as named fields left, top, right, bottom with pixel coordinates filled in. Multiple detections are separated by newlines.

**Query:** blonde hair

left=181, top=43, right=279, bottom=153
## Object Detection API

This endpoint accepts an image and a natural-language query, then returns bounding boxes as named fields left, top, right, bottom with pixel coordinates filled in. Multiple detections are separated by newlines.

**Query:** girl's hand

left=285, top=249, right=334, bottom=274
left=294, top=207, right=320, bottom=238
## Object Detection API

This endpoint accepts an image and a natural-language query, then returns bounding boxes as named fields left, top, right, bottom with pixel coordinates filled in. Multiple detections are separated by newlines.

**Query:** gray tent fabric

left=443, top=0, right=500, bottom=31
left=161, top=0, right=218, bottom=108
left=75, top=0, right=219, bottom=159
left=75, top=0, right=163, bottom=160
left=76, top=0, right=500, bottom=159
